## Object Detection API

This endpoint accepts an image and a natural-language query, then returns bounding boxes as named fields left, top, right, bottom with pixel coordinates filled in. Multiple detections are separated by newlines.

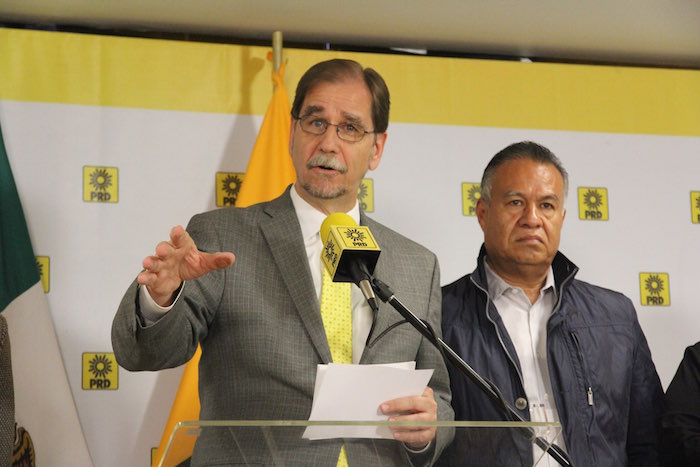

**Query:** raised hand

left=137, top=225, right=235, bottom=306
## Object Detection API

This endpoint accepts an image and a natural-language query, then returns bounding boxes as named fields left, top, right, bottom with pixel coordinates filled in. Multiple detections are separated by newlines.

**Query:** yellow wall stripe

left=1, top=27, right=699, bottom=136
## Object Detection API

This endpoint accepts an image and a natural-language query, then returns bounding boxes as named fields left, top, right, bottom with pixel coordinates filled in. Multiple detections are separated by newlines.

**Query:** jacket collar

left=472, top=244, right=579, bottom=299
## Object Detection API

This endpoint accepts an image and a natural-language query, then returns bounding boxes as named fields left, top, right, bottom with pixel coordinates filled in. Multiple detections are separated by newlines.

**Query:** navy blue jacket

left=440, top=246, right=663, bottom=466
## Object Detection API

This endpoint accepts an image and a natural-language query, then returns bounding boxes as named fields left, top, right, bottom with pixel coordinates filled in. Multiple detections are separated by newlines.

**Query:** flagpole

left=272, top=31, right=283, bottom=83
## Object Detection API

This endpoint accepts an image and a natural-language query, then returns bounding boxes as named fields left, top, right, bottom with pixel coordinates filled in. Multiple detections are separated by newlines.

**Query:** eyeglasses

left=294, top=114, right=376, bottom=142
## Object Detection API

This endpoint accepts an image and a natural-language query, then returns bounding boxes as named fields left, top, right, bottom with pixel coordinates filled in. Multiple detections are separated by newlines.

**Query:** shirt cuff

left=138, top=282, right=184, bottom=325
left=403, top=439, right=432, bottom=454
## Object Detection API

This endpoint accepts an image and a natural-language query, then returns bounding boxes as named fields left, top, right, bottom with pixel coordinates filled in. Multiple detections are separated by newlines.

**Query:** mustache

left=307, top=153, right=347, bottom=173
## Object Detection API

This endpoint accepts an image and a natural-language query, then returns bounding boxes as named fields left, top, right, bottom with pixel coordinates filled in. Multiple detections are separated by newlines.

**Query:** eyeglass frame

left=292, top=113, right=378, bottom=143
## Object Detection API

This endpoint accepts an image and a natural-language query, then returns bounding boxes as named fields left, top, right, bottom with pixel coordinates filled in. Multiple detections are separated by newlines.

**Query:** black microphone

left=320, top=213, right=380, bottom=312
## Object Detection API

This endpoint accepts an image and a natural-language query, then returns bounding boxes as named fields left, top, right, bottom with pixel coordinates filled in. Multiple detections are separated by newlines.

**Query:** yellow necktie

left=320, top=268, right=352, bottom=364
left=320, top=267, right=352, bottom=466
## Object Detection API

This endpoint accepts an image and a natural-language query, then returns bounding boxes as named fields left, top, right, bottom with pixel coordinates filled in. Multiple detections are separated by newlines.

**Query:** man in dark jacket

left=662, top=340, right=700, bottom=466
left=441, top=141, right=663, bottom=466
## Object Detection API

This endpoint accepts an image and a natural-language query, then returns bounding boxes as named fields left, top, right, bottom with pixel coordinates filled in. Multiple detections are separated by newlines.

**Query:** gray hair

left=480, top=141, right=569, bottom=205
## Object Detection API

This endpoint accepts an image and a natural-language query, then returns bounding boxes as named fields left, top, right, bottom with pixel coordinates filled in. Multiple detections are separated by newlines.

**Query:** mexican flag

left=0, top=125, right=93, bottom=466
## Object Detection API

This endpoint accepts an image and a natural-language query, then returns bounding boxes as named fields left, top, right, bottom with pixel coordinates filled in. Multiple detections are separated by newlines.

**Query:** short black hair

left=480, top=141, right=569, bottom=204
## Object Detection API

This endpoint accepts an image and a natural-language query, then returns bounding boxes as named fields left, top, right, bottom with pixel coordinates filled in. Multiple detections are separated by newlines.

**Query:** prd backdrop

left=1, top=27, right=699, bottom=467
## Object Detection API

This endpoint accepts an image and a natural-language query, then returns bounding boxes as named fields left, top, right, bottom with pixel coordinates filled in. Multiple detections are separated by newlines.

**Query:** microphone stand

left=370, top=277, right=573, bottom=467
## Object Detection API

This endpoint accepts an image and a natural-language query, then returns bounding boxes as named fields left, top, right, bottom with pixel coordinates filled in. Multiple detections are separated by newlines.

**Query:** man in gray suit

left=112, top=59, right=453, bottom=466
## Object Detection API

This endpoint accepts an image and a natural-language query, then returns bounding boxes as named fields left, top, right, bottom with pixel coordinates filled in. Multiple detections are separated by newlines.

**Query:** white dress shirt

left=484, top=260, right=568, bottom=464
left=138, top=184, right=373, bottom=363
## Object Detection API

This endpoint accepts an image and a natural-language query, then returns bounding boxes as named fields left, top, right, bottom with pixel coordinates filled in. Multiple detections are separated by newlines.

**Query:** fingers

left=169, top=225, right=188, bottom=248
left=382, top=387, right=436, bottom=416
left=136, top=268, right=153, bottom=286
left=392, top=425, right=435, bottom=449
left=203, top=251, right=236, bottom=271
left=137, top=226, right=235, bottom=290
left=381, top=387, right=437, bottom=448
left=136, top=226, right=191, bottom=303
left=142, top=226, right=189, bottom=275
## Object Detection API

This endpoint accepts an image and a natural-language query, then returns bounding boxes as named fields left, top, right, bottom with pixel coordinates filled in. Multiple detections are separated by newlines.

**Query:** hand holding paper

left=381, top=385, right=437, bottom=450
left=304, top=362, right=435, bottom=444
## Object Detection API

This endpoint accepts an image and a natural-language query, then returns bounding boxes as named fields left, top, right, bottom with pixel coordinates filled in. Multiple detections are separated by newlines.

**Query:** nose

left=317, top=124, right=342, bottom=151
left=520, top=203, right=542, bottom=227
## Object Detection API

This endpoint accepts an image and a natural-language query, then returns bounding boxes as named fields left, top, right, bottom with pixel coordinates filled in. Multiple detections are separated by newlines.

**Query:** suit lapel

left=260, top=191, right=332, bottom=363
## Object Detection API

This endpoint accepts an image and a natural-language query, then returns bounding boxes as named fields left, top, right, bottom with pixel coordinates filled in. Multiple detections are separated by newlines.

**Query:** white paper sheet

left=303, top=362, right=433, bottom=440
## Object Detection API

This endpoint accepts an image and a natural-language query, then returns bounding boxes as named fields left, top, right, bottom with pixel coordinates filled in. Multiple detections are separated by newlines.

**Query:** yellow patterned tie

left=320, top=267, right=352, bottom=466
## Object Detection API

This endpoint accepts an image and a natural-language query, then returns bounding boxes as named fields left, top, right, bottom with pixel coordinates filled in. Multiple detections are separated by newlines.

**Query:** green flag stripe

left=0, top=124, right=40, bottom=312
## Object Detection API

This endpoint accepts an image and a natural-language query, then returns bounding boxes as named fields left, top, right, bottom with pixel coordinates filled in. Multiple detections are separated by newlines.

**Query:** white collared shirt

left=139, top=184, right=373, bottom=363
left=289, top=186, right=373, bottom=363
left=483, top=261, right=568, bottom=462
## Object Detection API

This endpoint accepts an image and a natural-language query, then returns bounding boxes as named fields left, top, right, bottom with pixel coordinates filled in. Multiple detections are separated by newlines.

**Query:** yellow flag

left=237, top=60, right=296, bottom=207
left=152, top=60, right=296, bottom=467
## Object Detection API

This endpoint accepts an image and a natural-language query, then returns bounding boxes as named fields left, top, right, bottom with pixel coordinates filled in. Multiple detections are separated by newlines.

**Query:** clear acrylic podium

left=159, top=420, right=562, bottom=466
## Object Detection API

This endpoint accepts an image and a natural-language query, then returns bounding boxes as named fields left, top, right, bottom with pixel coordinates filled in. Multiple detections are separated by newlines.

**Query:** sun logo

left=691, top=191, right=700, bottom=224
left=222, top=174, right=243, bottom=197
left=83, top=166, right=118, bottom=203
left=582, top=189, right=602, bottom=210
left=89, top=354, right=112, bottom=379
left=467, top=185, right=481, bottom=205
left=216, top=172, right=245, bottom=207
left=345, top=228, right=366, bottom=243
left=639, top=272, right=670, bottom=306
left=358, top=183, right=368, bottom=201
left=462, top=182, right=481, bottom=216
left=89, top=168, right=112, bottom=191
left=644, top=275, right=664, bottom=296
left=324, top=242, right=338, bottom=266
left=578, top=187, right=608, bottom=220
left=357, top=178, right=374, bottom=212
left=83, top=352, right=118, bottom=389
left=35, top=256, right=50, bottom=293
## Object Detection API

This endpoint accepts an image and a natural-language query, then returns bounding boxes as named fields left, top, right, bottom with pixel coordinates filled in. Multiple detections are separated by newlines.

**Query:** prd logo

left=578, top=187, right=608, bottom=220
left=36, top=256, right=50, bottom=293
left=324, top=240, right=339, bottom=267
left=216, top=172, right=245, bottom=207
left=462, top=183, right=481, bottom=216
left=358, top=178, right=374, bottom=212
left=82, top=352, right=118, bottom=390
left=83, top=166, right=118, bottom=203
left=639, top=272, right=670, bottom=307
left=691, top=191, right=700, bottom=224
left=344, top=228, right=367, bottom=247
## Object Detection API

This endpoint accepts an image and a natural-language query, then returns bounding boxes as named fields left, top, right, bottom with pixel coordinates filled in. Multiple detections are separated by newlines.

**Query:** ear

left=476, top=198, right=488, bottom=232
left=367, top=132, right=387, bottom=171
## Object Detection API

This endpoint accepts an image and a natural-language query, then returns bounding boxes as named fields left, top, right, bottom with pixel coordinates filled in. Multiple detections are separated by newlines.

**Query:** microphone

left=320, top=213, right=380, bottom=312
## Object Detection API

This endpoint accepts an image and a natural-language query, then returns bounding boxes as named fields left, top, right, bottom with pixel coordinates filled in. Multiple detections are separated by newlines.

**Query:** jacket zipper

left=470, top=277, right=527, bottom=394
left=570, top=331, right=594, bottom=406
left=471, top=261, right=580, bottom=414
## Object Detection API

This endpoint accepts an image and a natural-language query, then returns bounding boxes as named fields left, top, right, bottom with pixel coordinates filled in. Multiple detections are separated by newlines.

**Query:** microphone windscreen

left=321, top=212, right=356, bottom=244
left=320, top=213, right=380, bottom=282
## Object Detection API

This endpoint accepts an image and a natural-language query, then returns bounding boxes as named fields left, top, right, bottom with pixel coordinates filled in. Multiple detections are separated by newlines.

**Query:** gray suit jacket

left=112, top=188, right=454, bottom=466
